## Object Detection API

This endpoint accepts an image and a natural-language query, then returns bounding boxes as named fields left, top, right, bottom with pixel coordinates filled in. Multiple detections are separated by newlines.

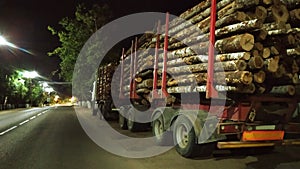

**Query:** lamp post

left=22, top=71, right=40, bottom=107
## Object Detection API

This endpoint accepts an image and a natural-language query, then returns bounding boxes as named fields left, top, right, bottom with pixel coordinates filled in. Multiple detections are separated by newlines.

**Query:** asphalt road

left=0, top=106, right=300, bottom=169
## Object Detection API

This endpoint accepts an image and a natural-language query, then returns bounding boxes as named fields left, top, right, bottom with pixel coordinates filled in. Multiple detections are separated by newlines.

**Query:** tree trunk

left=167, top=71, right=253, bottom=86
left=215, top=33, right=255, bottom=53
left=270, top=85, right=296, bottom=96
left=157, top=52, right=251, bottom=67
left=165, top=60, right=247, bottom=74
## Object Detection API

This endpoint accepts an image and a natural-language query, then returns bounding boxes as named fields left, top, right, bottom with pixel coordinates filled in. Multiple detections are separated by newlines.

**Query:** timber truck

left=92, top=0, right=300, bottom=158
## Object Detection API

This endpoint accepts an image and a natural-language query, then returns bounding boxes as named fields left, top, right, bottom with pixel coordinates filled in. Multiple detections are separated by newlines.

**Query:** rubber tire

left=173, top=116, right=214, bottom=158
left=99, top=104, right=104, bottom=120
left=92, top=102, right=97, bottom=116
left=152, top=114, right=173, bottom=146
left=127, top=108, right=142, bottom=132
left=119, top=113, right=128, bottom=130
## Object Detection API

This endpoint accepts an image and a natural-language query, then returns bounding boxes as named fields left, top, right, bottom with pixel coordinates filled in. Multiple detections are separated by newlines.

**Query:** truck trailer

left=92, top=0, right=300, bottom=158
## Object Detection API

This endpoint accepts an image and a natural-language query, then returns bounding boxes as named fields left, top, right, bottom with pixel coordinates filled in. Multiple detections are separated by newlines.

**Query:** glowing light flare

left=22, top=71, right=39, bottom=79
left=0, top=35, right=17, bottom=48
left=0, top=35, right=33, bottom=55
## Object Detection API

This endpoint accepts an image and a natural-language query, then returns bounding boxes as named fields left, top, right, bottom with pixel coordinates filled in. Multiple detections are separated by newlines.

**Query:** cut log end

left=254, top=70, right=266, bottom=83
left=249, top=56, right=264, bottom=69
left=241, top=72, right=253, bottom=85
left=240, top=34, right=255, bottom=51
left=271, top=4, right=289, bottom=24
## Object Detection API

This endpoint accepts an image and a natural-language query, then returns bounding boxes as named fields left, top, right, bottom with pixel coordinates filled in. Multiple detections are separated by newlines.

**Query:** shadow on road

left=212, top=146, right=300, bottom=169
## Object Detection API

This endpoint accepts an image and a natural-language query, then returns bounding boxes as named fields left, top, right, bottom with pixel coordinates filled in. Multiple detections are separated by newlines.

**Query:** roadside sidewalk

left=0, top=108, right=33, bottom=115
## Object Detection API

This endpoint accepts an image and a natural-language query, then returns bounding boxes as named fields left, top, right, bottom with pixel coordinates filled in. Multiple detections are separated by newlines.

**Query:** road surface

left=0, top=106, right=300, bottom=169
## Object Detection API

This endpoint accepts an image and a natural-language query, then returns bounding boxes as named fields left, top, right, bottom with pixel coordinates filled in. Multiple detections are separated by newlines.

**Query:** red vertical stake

left=129, top=41, right=134, bottom=98
left=132, top=37, right=139, bottom=99
left=206, top=0, right=218, bottom=99
left=119, top=48, right=125, bottom=99
left=161, top=12, right=169, bottom=98
left=152, top=20, right=161, bottom=99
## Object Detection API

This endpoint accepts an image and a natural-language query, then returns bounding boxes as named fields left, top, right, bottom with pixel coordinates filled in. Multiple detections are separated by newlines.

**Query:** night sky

left=0, top=0, right=200, bottom=95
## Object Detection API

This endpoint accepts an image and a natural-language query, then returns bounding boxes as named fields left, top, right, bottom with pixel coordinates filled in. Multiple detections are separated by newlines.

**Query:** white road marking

left=0, top=126, right=18, bottom=136
left=0, top=109, right=50, bottom=136
left=19, top=119, right=30, bottom=126
left=30, top=116, right=36, bottom=120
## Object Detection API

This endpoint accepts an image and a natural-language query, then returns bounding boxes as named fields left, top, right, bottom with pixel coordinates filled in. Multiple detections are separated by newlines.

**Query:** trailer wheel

left=152, top=114, right=173, bottom=146
left=174, top=116, right=214, bottom=158
left=118, top=106, right=128, bottom=129
left=99, top=104, right=104, bottom=120
left=127, top=108, right=141, bottom=132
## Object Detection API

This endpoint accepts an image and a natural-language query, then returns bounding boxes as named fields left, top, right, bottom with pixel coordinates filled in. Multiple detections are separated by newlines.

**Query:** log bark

left=289, top=9, right=300, bottom=26
left=165, top=60, right=247, bottom=75
left=218, top=0, right=259, bottom=19
left=157, top=52, right=251, bottom=67
left=166, top=83, right=256, bottom=94
left=215, top=33, right=255, bottom=53
left=281, top=0, right=300, bottom=9
left=270, top=85, right=296, bottom=96
left=167, top=71, right=253, bottom=86
left=171, top=19, right=262, bottom=50
left=287, top=47, right=300, bottom=56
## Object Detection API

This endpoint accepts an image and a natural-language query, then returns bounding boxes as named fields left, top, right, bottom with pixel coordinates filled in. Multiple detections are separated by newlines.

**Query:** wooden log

left=254, top=70, right=266, bottom=83
left=280, top=0, right=300, bottom=9
left=270, top=3, right=290, bottom=26
left=252, top=29, right=268, bottom=41
left=200, top=11, right=249, bottom=33
left=262, top=47, right=271, bottom=58
left=218, top=0, right=259, bottom=19
left=167, top=71, right=253, bottom=86
left=178, top=0, right=211, bottom=20
left=165, top=60, right=247, bottom=75
left=215, top=19, right=263, bottom=38
left=287, top=47, right=300, bottom=56
left=168, top=0, right=233, bottom=36
left=273, top=64, right=286, bottom=78
left=289, top=9, right=300, bottom=26
left=269, top=46, right=280, bottom=55
left=248, top=56, right=264, bottom=69
left=265, top=56, right=280, bottom=72
left=157, top=52, right=251, bottom=67
left=136, top=79, right=161, bottom=89
left=292, top=60, right=300, bottom=73
left=171, top=19, right=262, bottom=50
left=215, top=33, right=255, bottom=53
left=270, top=85, right=296, bottom=96
left=251, top=6, right=268, bottom=22
left=166, top=83, right=256, bottom=94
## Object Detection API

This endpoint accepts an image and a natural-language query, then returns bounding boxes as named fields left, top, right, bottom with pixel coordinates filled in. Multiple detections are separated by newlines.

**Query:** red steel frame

left=206, top=0, right=218, bottom=98
left=119, top=48, right=125, bottom=99
left=129, top=40, right=139, bottom=99
left=161, top=12, right=170, bottom=98
left=152, top=20, right=161, bottom=99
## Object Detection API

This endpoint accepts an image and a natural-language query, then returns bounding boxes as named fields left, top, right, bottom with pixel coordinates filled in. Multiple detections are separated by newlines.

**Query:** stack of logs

left=120, top=0, right=300, bottom=104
